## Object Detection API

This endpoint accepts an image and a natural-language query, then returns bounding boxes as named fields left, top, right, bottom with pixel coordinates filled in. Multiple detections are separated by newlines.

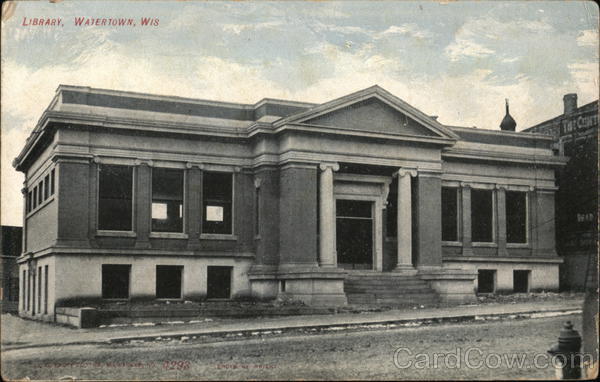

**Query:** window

left=254, top=186, right=260, bottom=236
left=98, top=165, right=133, bottom=231
left=151, top=168, right=184, bottom=233
left=385, top=179, right=397, bottom=237
left=506, top=191, right=527, bottom=243
left=207, top=266, right=232, bottom=299
left=156, top=265, right=183, bottom=299
left=513, top=270, right=530, bottom=293
left=102, top=264, right=131, bottom=299
left=37, top=266, right=42, bottom=314
left=478, top=270, right=496, bottom=293
left=37, top=181, right=43, bottom=205
left=44, top=175, right=50, bottom=199
left=22, top=270, right=26, bottom=311
left=441, top=187, right=459, bottom=241
left=27, top=191, right=32, bottom=213
left=44, top=265, right=48, bottom=314
left=471, top=189, right=493, bottom=243
left=202, top=172, right=233, bottom=234
left=33, top=187, right=38, bottom=209
left=50, top=169, right=55, bottom=195
left=32, top=271, right=36, bottom=315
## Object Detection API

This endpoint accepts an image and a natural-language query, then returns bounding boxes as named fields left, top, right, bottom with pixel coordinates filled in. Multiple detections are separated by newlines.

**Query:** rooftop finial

left=500, top=98, right=516, bottom=131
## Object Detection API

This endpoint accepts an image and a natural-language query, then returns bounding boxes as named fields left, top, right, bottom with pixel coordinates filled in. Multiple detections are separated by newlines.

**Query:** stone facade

left=14, top=85, right=566, bottom=321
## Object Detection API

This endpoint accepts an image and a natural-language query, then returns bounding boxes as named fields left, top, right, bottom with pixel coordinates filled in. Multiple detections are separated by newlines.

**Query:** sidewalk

left=2, top=299, right=583, bottom=350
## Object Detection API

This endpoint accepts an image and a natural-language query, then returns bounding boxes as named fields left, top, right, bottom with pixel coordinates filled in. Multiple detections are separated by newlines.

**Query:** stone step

left=345, top=280, right=428, bottom=286
left=344, top=284, right=430, bottom=293
left=346, top=275, right=425, bottom=280
left=347, top=296, right=438, bottom=305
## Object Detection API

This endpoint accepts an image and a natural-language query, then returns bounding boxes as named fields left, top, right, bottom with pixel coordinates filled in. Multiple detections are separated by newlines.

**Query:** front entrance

left=336, top=200, right=373, bottom=269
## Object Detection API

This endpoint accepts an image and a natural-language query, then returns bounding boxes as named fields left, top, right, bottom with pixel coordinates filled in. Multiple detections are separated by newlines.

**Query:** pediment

left=304, top=97, right=437, bottom=137
left=274, top=86, right=459, bottom=140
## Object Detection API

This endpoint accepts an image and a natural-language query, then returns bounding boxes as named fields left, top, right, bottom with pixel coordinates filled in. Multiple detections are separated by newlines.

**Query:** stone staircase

left=344, top=271, right=440, bottom=306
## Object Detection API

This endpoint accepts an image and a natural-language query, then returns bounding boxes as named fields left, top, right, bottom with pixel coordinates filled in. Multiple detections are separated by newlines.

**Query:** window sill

left=200, top=233, right=238, bottom=241
left=442, top=241, right=463, bottom=247
left=472, top=242, right=498, bottom=248
left=507, top=243, right=529, bottom=249
left=149, top=232, right=189, bottom=239
left=96, top=230, right=137, bottom=238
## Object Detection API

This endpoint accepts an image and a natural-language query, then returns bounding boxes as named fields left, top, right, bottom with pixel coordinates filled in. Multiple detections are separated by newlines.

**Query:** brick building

left=13, top=85, right=566, bottom=322
left=1, top=225, right=22, bottom=313
left=524, top=94, right=598, bottom=291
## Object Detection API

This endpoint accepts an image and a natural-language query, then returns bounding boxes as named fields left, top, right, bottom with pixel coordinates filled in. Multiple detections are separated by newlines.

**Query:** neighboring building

left=524, top=94, right=598, bottom=291
left=1, top=226, right=22, bottom=313
left=13, top=85, right=566, bottom=322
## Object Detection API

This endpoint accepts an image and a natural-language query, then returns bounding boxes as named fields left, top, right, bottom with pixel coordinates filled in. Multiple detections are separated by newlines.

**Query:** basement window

left=152, top=168, right=184, bottom=233
left=442, top=187, right=459, bottom=241
left=207, top=266, right=232, bottom=299
left=506, top=191, right=527, bottom=244
left=513, top=270, right=530, bottom=293
left=102, top=264, right=131, bottom=299
left=472, top=189, right=493, bottom=243
left=156, top=265, right=183, bottom=299
left=477, top=270, right=496, bottom=294
left=98, top=165, right=133, bottom=231
left=202, top=172, right=233, bottom=235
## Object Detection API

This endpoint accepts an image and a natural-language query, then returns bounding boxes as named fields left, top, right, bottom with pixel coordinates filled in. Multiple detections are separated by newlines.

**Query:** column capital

left=528, top=185, right=536, bottom=192
left=495, top=184, right=508, bottom=190
left=319, top=162, right=339, bottom=172
left=21, top=187, right=28, bottom=195
left=460, top=182, right=471, bottom=189
left=185, top=162, right=204, bottom=169
left=396, top=168, right=417, bottom=178
left=134, top=159, right=154, bottom=167
left=254, top=178, right=262, bottom=188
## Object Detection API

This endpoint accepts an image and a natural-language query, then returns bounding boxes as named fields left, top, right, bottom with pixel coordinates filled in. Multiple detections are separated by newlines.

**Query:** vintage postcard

left=1, top=0, right=598, bottom=380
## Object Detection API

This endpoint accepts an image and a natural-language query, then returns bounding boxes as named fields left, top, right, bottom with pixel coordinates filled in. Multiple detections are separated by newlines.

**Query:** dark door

left=207, top=266, right=232, bottom=299
left=336, top=200, right=373, bottom=270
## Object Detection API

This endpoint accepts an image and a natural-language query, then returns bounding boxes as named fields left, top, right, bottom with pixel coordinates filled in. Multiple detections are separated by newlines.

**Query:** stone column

left=21, top=186, right=27, bottom=252
left=319, top=162, right=339, bottom=267
left=529, top=186, right=538, bottom=255
left=186, top=163, right=203, bottom=250
left=496, top=185, right=508, bottom=256
left=461, top=182, right=473, bottom=256
left=395, top=168, right=417, bottom=271
left=134, top=160, right=152, bottom=249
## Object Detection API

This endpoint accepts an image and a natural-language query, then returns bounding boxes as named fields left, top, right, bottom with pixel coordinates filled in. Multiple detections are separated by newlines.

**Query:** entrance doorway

left=336, top=199, right=373, bottom=269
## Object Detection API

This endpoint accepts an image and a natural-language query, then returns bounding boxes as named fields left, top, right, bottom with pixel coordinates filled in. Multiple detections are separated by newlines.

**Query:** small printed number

left=163, top=361, right=190, bottom=370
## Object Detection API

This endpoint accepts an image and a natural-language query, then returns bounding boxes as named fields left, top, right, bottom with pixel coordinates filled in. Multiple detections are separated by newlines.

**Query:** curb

left=3, top=307, right=582, bottom=351
left=108, top=308, right=582, bottom=344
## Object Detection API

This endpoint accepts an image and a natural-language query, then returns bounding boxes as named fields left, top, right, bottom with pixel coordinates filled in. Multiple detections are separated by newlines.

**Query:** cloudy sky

left=1, top=0, right=598, bottom=225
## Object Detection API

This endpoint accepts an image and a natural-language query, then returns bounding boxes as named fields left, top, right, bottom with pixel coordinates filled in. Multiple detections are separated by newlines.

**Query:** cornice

left=442, top=148, right=568, bottom=166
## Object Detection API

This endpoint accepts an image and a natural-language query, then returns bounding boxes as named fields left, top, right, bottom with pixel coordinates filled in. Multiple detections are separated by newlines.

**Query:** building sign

left=560, top=111, right=598, bottom=136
